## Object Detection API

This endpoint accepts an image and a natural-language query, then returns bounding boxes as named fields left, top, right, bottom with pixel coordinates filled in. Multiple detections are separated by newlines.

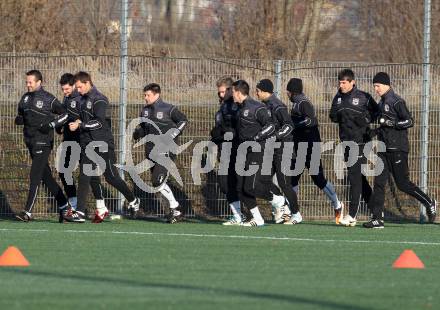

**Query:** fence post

left=274, top=60, right=282, bottom=98
left=420, top=0, right=431, bottom=222
left=118, top=0, right=129, bottom=214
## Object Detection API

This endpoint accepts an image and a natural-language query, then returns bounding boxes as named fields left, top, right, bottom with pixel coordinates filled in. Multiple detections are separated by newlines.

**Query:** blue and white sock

left=68, top=197, right=77, bottom=210
left=250, top=207, right=264, bottom=224
left=229, top=201, right=241, bottom=220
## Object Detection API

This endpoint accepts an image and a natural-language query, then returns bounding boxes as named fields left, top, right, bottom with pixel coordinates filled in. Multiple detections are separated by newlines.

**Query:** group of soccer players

left=210, top=70, right=437, bottom=228
left=15, top=70, right=185, bottom=224
left=14, top=68, right=437, bottom=228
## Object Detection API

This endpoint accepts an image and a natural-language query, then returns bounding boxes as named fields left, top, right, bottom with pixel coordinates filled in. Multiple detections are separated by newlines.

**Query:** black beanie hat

left=372, top=72, right=390, bottom=86
left=256, top=79, right=274, bottom=93
left=286, top=78, right=303, bottom=94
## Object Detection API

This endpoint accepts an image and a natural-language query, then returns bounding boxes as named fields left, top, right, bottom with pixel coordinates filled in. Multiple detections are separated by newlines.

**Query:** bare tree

left=359, top=0, right=440, bottom=63
left=6, top=0, right=437, bottom=63
left=69, top=0, right=119, bottom=54
left=0, top=0, right=66, bottom=52
left=0, top=0, right=119, bottom=54
left=296, top=0, right=323, bottom=61
left=212, top=0, right=330, bottom=60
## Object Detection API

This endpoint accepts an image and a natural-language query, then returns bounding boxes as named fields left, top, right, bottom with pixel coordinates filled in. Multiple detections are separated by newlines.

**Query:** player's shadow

left=384, top=209, right=419, bottom=223
left=1, top=268, right=370, bottom=310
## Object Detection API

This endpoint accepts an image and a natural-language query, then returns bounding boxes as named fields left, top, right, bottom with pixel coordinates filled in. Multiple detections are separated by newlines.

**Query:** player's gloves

left=55, top=126, right=63, bottom=135
left=133, top=126, right=144, bottom=140
left=39, top=121, right=55, bottom=134
left=379, top=118, right=395, bottom=128
left=15, top=115, right=24, bottom=125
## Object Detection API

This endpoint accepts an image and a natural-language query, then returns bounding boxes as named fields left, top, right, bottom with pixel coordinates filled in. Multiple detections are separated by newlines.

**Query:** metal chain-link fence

left=1, top=54, right=439, bottom=221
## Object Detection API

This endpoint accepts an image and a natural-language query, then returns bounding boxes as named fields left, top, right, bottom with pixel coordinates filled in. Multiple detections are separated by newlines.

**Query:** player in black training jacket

left=232, top=80, right=289, bottom=227
left=330, top=69, right=377, bottom=227
left=287, top=78, right=344, bottom=225
left=132, top=83, right=188, bottom=224
left=57, top=73, right=104, bottom=222
left=57, top=73, right=82, bottom=207
left=255, top=79, right=300, bottom=224
left=69, top=71, right=140, bottom=223
left=364, top=72, right=437, bottom=228
left=14, top=70, right=77, bottom=222
left=210, top=77, right=243, bottom=225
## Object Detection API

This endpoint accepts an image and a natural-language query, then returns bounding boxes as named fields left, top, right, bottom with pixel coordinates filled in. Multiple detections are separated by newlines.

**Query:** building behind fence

left=1, top=54, right=440, bottom=221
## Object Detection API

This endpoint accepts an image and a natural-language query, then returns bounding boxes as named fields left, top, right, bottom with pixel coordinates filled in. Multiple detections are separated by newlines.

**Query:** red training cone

left=0, top=246, right=30, bottom=267
left=392, top=249, right=424, bottom=269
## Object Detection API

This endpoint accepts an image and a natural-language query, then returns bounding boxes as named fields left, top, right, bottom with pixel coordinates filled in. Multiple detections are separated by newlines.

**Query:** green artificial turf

left=0, top=219, right=439, bottom=310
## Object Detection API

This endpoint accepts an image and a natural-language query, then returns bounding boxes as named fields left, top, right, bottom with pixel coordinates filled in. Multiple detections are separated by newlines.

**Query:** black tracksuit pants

left=217, top=146, right=239, bottom=204
left=24, top=145, right=67, bottom=212
left=291, top=141, right=328, bottom=189
left=273, top=149, right=299, bottom=213
left=370, top=151, right=433, bottom=220
left=236, top=146, right=282, bottom=209
left=77, top=147, right=135, bottom=212
left=58, top=140, right=103, bottom=200
left=344, top=144, right=372, bottom=218
left=59, top=141, right=78, bottom=198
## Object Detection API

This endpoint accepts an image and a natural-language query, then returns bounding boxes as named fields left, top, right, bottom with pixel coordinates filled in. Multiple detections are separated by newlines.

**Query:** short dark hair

left=232, top=80, right=249, bottom=95
left=73, top=71, right=93, bottom=85
left=338, top=69, right=355, bottom=81
left=216, top=76, right=234, bottom=88
left=143, top=83, right=161, bottom=94
left=26, top=70, right=43, bottom=82
left=59, top=73, right=74, bottom=86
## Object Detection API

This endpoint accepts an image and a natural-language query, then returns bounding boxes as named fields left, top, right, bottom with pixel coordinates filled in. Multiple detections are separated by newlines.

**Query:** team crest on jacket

left=232, top=105, right=238, bottom=111
left=36, top=100, right=43, bottom=108
left=24, top=96, right=29, bottom=103
left=384, top=104, right=390, bottom=112
left=243, top=109, right=249, bottom=117
left=71, top=101, right=76, bottom=108
left=352, top=98, right=359, bottom=105
left=157, top=112, right=163, bottom=119
left=337, top=98, right=342, bottom=104
left=143, top=110, right=149, bottom=117
left=87, top=101, right=92, bottom=109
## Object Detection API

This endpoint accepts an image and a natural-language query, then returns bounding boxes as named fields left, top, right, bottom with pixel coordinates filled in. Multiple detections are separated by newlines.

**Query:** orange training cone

left=0, top=246, right=30, bottom=267
left=392, top=249, right=424, bottom=269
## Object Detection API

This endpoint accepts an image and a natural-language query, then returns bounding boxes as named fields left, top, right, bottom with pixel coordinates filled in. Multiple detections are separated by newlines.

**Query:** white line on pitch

left=1, top=228, right=439, bottom=246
